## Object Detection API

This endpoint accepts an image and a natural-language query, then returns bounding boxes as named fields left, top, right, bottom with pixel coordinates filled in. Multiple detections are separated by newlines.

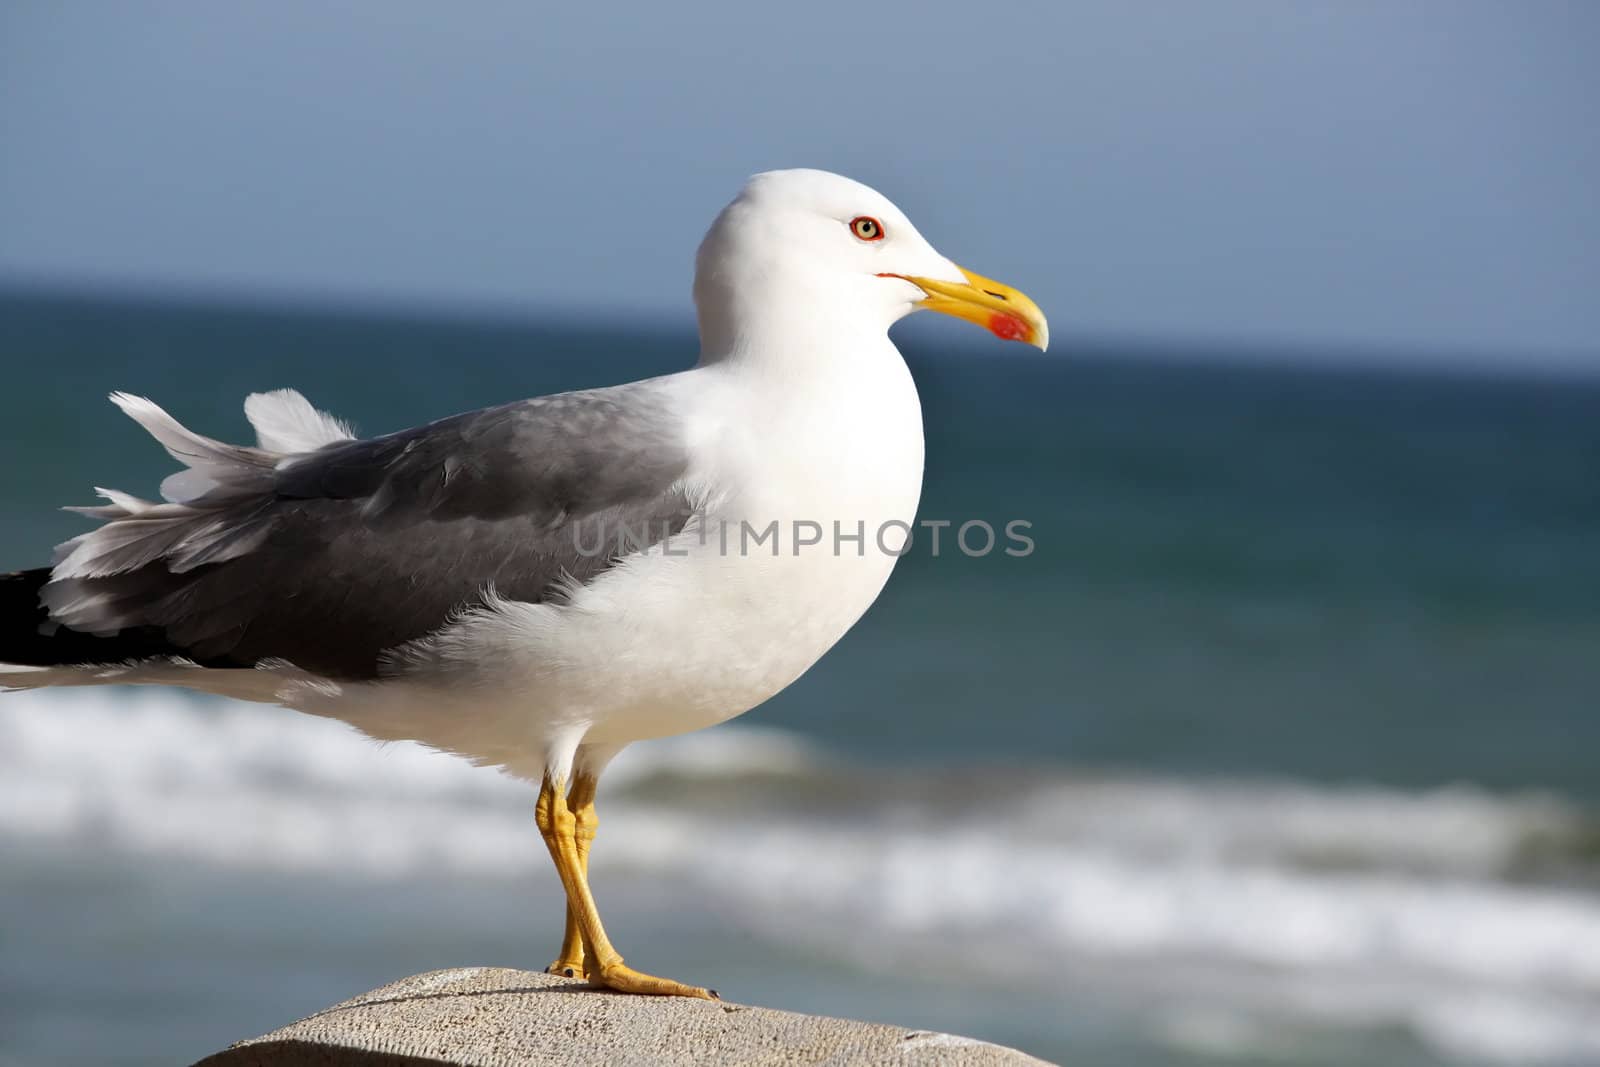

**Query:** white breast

left=517, top=343, right=922, bottom=737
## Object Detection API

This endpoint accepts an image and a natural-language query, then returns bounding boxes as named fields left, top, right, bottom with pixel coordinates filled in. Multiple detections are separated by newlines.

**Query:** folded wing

left=33, top=385, right=695, bottom=680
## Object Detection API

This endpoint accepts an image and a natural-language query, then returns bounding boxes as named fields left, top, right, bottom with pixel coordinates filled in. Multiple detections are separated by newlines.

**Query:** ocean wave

left=4, top=688, right=1600, bottom=1063
left=0, top=687, right=820, bottom=878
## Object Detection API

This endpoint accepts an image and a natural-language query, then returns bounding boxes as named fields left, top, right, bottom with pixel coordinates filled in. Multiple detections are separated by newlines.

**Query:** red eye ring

left=849, top=216, right=885, bottom=242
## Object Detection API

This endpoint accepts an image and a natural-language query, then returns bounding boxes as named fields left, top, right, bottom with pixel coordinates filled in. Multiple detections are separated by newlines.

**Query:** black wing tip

left=0, top=567, right=198, bottom=669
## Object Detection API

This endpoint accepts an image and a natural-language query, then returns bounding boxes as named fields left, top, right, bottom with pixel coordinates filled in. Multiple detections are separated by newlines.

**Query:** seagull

left=0, top=169, right=1047, bottom=999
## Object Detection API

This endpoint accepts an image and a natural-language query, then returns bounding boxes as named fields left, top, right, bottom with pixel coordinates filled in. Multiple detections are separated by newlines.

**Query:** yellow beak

left=883, top=265, right=1049, bottom=351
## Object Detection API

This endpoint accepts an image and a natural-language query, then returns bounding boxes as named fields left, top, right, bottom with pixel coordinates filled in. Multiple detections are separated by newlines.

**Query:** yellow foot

left=590, top=960, right=719, bottom=1000
left=545, top=957, right=586, bottom=980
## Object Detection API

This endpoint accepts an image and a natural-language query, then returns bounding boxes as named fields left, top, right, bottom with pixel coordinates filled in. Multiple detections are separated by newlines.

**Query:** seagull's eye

left=849, top=216, right=885, bottom=242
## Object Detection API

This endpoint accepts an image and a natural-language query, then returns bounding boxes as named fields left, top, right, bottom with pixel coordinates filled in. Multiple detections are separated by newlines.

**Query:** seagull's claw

left=590, top=960, right=718, bottom=1000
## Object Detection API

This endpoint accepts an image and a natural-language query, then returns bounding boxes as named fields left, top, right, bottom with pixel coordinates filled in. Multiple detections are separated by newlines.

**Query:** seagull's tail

left=2, top=388, right=363, bottom=697
left=0, top=390, right=270, bottom=686
left=5, top=390, right=357, bottom=680
left=3, top=389, right=362, bottom=695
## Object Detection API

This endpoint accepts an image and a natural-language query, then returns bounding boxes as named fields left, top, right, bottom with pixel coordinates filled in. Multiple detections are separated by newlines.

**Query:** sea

left=1, top=288, right=1597, bottom=1067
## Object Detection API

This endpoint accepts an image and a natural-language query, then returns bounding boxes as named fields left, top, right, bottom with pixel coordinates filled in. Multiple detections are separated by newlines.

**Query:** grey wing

left=38, top=384, right=696, bottom=680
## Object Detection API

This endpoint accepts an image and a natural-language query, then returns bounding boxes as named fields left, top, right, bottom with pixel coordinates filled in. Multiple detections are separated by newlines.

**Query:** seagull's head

left=694, top=169, right=1048, bottom=355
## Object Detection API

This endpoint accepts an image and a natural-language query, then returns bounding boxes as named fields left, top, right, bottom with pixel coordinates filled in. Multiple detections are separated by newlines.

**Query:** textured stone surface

left=196, top=967, right=1053, bottom=1066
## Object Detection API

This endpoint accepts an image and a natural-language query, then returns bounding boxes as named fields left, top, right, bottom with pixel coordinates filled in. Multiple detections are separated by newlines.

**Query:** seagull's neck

left=683, top=272, right=925, bottom=531
left=693, top=275, right=904, bottom=387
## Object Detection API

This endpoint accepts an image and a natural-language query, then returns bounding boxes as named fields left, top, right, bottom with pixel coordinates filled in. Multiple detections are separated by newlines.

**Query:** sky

left=2, top=1, right=1596, bottom=367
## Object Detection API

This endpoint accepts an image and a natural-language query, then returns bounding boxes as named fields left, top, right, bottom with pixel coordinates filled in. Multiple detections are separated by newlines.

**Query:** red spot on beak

left=988, top=311, right=1030, bottom=343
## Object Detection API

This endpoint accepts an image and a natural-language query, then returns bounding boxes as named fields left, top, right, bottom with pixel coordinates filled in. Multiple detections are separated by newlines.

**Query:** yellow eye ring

left=850, top=216, right=885, bottom=242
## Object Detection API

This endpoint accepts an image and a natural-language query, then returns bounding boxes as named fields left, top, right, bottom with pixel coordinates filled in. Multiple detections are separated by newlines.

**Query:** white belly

left=561, top=507, right=913, bottom=745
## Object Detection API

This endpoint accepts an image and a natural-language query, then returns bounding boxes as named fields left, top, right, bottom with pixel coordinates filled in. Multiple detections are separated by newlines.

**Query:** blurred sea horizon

left=2, top=287, right=1598, bottom=1067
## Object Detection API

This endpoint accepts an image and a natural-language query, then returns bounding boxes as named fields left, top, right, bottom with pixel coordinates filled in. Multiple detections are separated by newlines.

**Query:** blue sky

left=2, top=1, right=1595, bottom=366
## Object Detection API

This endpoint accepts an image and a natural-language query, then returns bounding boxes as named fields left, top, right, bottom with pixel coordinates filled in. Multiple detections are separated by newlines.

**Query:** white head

left=694, top=169, right=1047, bottom=361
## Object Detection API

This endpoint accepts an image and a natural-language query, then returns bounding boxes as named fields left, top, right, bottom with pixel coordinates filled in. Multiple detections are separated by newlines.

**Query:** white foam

left=1012, top=775, right=1581, bottom=879
left=0, top=687, right=817, bottom=877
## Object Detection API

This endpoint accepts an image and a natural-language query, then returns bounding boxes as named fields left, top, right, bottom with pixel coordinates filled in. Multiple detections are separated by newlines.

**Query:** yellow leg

left=545, top=777, right=595, bottom=978
left=535, top=772, right=718, bottom=1000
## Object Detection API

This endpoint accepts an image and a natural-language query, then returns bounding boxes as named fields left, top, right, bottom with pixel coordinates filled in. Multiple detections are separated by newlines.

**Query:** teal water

left=2, top=289, right=1598, bottom=1066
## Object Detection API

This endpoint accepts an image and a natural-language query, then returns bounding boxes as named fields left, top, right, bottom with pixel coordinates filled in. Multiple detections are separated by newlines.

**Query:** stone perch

left=196, top=967, right=1053, bottom=1066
